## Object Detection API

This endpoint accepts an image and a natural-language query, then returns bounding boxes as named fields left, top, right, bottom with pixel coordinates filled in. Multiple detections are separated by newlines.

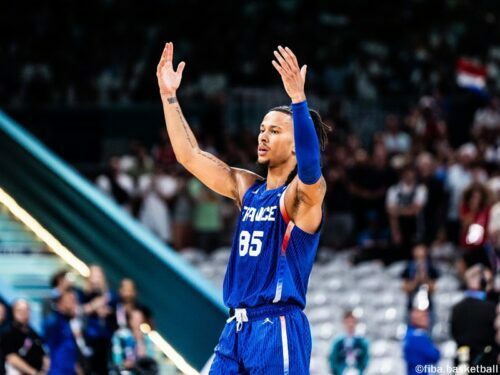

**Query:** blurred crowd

left=0, top=266, right=159, bottom=375
left=96, top=93, right=500, bottom=267
left=2, top=0, right=500, bottom=106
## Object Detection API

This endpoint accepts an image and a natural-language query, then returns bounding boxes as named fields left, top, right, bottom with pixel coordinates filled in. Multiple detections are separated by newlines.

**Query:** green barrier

left=0, top=109, right=227, bottom=370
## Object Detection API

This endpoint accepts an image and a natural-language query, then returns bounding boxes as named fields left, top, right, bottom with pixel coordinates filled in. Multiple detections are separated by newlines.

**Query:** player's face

left=257, top=111, right=294, bottom=167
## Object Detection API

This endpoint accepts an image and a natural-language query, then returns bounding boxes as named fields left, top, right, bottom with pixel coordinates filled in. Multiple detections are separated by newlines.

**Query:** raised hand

left=157, top=42, right=186, bottom=97
left=272, top=46, right=307, bottom=103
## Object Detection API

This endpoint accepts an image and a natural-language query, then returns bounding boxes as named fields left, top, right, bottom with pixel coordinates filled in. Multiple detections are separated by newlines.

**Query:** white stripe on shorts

left=280, top=315, right=289, bottom=375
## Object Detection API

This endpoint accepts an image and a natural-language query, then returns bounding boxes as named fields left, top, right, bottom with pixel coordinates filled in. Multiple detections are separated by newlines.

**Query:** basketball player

left=157, top=42, right=329, bottom=374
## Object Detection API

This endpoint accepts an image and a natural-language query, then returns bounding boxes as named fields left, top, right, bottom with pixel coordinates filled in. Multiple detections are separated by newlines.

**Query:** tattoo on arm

left=174, top=107, right=196, bottom=148
left=167, top=97, right=178, bottom=104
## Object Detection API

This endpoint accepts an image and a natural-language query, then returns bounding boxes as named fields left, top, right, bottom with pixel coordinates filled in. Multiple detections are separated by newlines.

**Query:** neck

left=266, top=159, right=296, bottom=189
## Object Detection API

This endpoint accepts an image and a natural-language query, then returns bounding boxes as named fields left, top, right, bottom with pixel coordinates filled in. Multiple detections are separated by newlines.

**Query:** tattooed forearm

left=167, top=97, right=178, bottom=104
left=198, top=150, right=232, bottom=172
left=175, top=107, right=196, bottom=149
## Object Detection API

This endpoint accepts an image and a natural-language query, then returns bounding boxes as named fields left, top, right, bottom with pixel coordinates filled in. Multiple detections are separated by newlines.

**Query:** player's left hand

left=272, top=46, right=307, bottom=103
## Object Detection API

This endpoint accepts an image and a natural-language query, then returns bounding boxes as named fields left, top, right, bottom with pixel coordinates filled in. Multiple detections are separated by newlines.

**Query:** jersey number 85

left=239, top=230, right=264, bottom=256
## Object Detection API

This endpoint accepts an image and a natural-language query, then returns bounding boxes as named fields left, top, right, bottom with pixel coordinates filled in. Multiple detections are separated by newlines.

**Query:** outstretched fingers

left=272, top=60, right=286, bottom=77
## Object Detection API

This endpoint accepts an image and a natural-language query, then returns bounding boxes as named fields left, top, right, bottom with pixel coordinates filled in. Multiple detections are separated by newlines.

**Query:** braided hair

left=267, top=105, right=331, bottom=185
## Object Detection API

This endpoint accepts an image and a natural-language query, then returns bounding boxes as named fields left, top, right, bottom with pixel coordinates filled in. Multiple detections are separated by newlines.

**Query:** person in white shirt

left=138, top=165, right=178, bottom=244
left=386, top=166, right=428, bottom=260
left=382, top=114, right=411, bottom=155
left=96, top=157, right=135, bottom=211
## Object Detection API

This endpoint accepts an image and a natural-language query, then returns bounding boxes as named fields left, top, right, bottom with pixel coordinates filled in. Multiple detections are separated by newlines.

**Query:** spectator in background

left=188, top=177, right=223, bottom=253
left=116, top=279, right=151, bottom=328
left=472, top=96, right=500, bottom=141
left=329, top=311, right=369, bottom=375
left=458, top=183, right=492, bottom=270
left=0, top=300, right=8, bottom=332
left=349, top=146, right=396, bottom=237
left=96, top=157, right=134, bottom=211
left=80, top=265, right=117, bottom=375
left=401, top=244, right=439, bottom=321
left=138, top=164, right=178, bottom=245
left=43, top=270, right=75, bottom=317
left=152, top=131, right=176, bottom=171
left=450, top=265, right=498, bottom=367
left=381, top=114, right=411, bottom=155
left=171, top=173, right=193, bottom=249
left=446, top=144, right=477, bottom=243
left=403, top=309, right=440, bottom=375
left=386, top=166, right=428, bottom=260
left=416, top=152, right=447, bottom=243
left=44, top=289, right=81, bottom=375
left=324, top=148, right=353, bottom=248
left=1, top=300, right=48, bottom=375
left=111, top=309, right=157, bottom=374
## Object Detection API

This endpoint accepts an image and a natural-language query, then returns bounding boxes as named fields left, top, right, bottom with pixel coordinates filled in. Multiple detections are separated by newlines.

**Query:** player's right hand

left=157, top=42, right=186, bottom=97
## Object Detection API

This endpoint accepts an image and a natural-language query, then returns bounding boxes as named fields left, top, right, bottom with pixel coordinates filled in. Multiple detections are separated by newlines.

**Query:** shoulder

left=232, top=168, right=264, bottom=204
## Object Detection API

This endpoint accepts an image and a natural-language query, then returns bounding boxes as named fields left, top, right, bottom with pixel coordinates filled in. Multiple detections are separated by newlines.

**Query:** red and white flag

left=456, top=57, right=487, bottom=92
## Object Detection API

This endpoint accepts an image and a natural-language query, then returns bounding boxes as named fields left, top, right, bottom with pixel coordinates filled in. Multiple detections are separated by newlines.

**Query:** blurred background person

left=80, top=265, right=117, bottom=375
left=44, top=289, right=81, bottom=375
left=401, top=244, right=439, bottom=325
left=188, top=178, right=223, bottom=253
left=458, top=183, right=492, bottom=272
left=450, top=265, right=498, bottom=367
left=96, top=157, right=134, bottom=212
left=138, top=164, right=178, bottom=246
left=386, top=166, right=428, bottom=261
left=111, top=309, right=157, bottom=374
left=1, top=300, right=48, bottom=375
left=43, top=270, right=75, bottom=317
left=403, top=309, right=440, bottom=375
left=329, top=311, right=369, bottom=375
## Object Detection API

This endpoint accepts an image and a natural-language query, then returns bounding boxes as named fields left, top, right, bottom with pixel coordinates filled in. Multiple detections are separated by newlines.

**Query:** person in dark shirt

left=80, top=266, right=117, bottom=375
left=416, top=152, right=447, bottom=244
left=44, top=289, right=80, bottom=375
left=401, top=244, right=439, bottom=317
left=450, top=264, right=498, bottom=367
left=1, top=299, right=48, bottom=375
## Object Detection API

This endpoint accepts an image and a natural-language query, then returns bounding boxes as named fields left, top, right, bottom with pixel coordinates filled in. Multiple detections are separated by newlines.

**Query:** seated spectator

left=386, top=166, right=428, bottom=260
left=138, top=164, right=178, bottom=245
left=111, top=309, right=157, bottom=374
left=329, top=311, right=369, bottom=375
left=458, top=183, right=492, bottom=270
left=80, top=265, right=117, bottom=375
left=450, top=265, right=498, bottom=367
left=96, top=157, right=134, bottom=211
left=1, top=300, right=48, bottom=375
left=44, top=289, right=82, bottom=375
left=403, top=309, right=440, bottom=375
left=401, top=244, right=439, bottom=321
left=381, top=114, right=411, bottom=155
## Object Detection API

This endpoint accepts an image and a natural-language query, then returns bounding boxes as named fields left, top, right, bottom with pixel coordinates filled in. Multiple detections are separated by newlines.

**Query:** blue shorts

left=209, top=304, right=311, bottom=375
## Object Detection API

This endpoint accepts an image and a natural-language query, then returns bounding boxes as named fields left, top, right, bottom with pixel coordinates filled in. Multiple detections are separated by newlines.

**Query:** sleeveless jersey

left=223, top=180, right=321, bottom=309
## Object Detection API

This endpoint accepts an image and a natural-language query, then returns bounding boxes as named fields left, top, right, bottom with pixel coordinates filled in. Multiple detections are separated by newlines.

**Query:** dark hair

left=462, top=182, right=491, bottom=211
left=343, top=310, right=355, bottom=319
left=50, top=270, right=69, bottom=289
left=267, top=105, right=332, bottom=184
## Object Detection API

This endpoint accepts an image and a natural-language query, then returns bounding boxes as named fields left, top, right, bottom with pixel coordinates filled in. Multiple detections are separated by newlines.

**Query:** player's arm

left=272, top=46, right=326, bottom=233
left=157, top=42, right=260, bottom=205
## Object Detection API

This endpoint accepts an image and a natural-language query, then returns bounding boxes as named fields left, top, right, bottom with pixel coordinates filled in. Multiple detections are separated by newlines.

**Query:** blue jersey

left=223, top=180, right=320, bottom=309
